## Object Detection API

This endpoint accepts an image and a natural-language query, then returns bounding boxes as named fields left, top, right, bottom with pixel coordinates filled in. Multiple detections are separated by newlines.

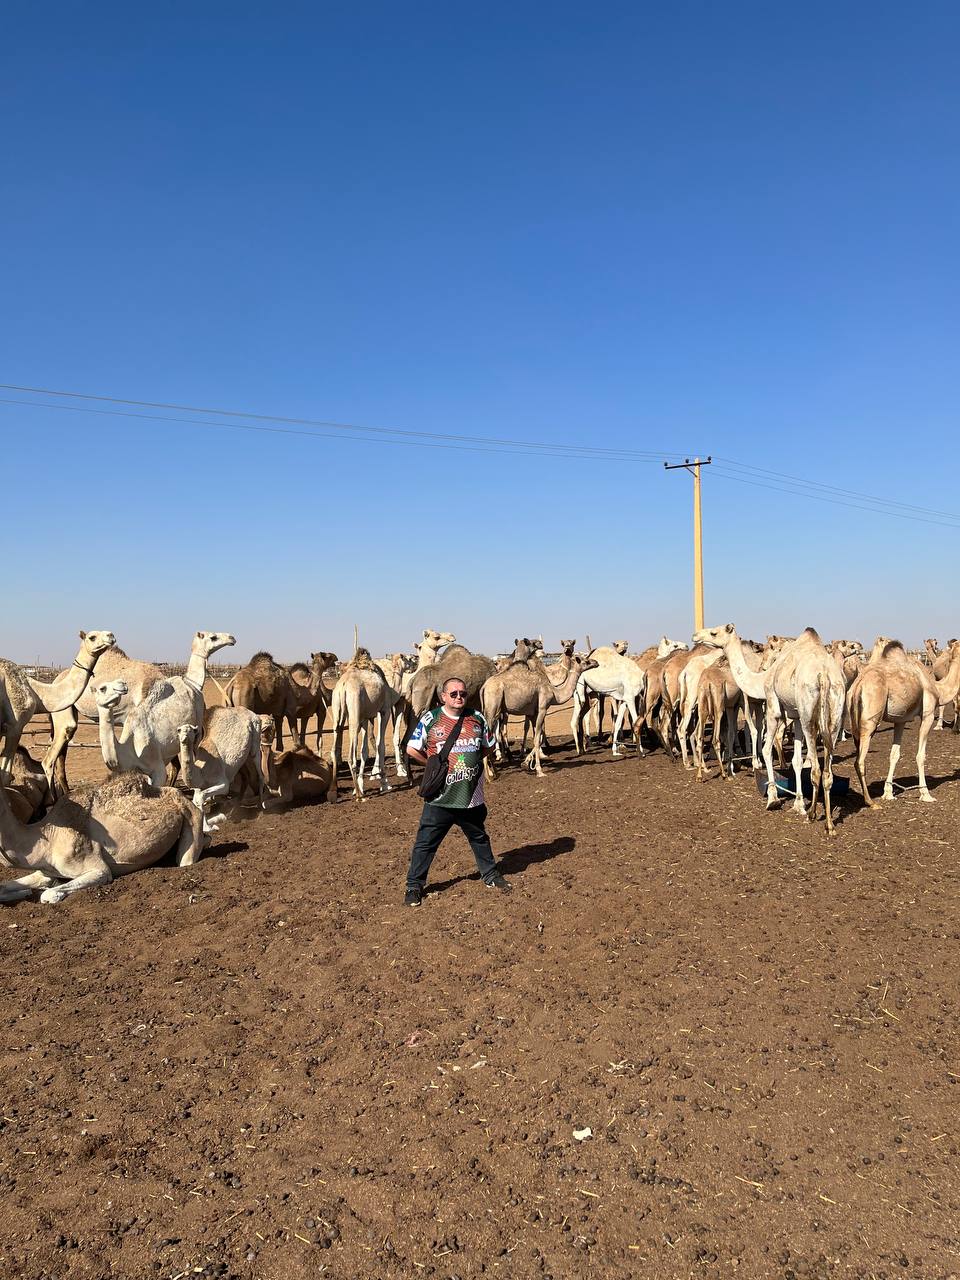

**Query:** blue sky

left=3, top=3, right=958, bottom=662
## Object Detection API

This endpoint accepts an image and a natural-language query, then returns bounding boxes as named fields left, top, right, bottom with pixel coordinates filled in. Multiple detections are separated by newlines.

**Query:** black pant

left=406, top=803, right=497, bottom=892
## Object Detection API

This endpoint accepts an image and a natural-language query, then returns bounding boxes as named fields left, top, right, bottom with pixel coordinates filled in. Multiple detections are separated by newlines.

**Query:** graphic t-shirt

left=408, top=708, right=496, bottom=809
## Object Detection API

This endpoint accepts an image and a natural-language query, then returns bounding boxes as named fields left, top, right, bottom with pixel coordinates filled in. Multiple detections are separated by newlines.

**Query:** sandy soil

left=2, top=706, right=960, bottom=1280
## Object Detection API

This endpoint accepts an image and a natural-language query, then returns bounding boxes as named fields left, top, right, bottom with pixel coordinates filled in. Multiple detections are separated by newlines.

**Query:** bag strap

left=436, top=709, right=468, bottom=765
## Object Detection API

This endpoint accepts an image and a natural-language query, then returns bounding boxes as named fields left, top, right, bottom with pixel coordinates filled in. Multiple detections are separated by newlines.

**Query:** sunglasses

left=446, top=689, right=467, bottom=698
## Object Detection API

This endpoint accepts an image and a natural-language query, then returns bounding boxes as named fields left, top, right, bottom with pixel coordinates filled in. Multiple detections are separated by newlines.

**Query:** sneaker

left=404, top=888, right=422, bottom=907
left=484, top=873, right=512, bottom=893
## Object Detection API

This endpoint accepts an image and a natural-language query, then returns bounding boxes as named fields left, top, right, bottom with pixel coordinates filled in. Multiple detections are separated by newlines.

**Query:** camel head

left=925, top=637, right=939, bottom=653
left=559, top=639, right=577, bottom=656
left=192, top=631, right=237, bottom=658
left=511, top=638, right=539, bottom=662
left=79, top=630, right=116, bottom=657
left=832, top=638, right=863, bottom=658
left=692, top=623, right=737, bottom=650
left=92, top=679, right=128, bottom=711
left=310, top=650, right=338, bottom=673
left=611, top=640, right=629, bottom=655
left=256, top=715, right=276, bottom=744
left=422, top=629, right=456, bottom=649
left=176, top=723, right=200, bottom=747
left=656, top=637, right=688, bottom=659
left=573, top=655, right=600, bottom=675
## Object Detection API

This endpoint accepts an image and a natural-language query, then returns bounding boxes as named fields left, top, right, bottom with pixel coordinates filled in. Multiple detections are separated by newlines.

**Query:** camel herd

left=0, top=624, right=958, bottom=902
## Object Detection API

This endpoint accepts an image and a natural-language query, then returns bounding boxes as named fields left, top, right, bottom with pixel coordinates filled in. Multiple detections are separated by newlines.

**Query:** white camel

left=0, top=630, right=115, bottom=783
left=176, top=707, right=269, bottom=812
left=571, top=646, right=648, bottom=756
left=105, top=633, right=236, bottom=787
left=327, top=650, right=395, bottom=800
left=694, top=624, right=847, bottom=835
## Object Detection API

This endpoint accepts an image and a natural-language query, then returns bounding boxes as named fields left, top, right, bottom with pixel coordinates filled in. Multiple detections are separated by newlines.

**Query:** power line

left=710, top=465, right=960, bottom=529
left=0, top=382, right=684, bottom=463
left=3, top=381, right=957, bottom=529
left=0, top=396, right=694, bottom=465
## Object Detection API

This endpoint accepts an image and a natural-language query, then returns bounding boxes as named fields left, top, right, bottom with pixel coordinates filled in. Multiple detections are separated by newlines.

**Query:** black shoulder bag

left=418, top=709, right=468, bottom=802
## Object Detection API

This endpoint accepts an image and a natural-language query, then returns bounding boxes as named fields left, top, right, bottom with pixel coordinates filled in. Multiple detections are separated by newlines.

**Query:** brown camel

left=481, top=654, right=599, bottom=777
left=407, top=641, right=528, bottom=723
left=226, top=650, right=335, bottom=749
left=847, top=638, right=960, bottom=806
left=286, top=651, right=338, bottom=747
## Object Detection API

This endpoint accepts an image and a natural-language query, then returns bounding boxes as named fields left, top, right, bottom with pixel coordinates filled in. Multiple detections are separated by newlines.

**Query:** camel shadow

left=426, top=836, right=576, bottom=895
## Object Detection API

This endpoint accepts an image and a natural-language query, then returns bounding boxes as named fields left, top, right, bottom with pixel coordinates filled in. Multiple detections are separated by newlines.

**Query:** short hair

left=441, top=677, right=467, bottom=694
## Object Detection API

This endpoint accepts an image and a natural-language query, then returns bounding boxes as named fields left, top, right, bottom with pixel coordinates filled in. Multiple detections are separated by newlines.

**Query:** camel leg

left=916, top=709, right=936, bottom=802
left=678, top=702, right=695, bottom=770
left=393, top=707, right=408, bottom=779
left=821, top=735, right=836, bottom=836
left=273, top=713, right=284, bottom=752
left=40, top=854, right=113, bottom=904
left=789, top=719, right=807, bottom=816
left=882, top=723, right=905, bottom=801
left=761, top=706, right=782, bottom=810
left=328, top=717, right=344, bottom=802
left=0, top=870, right=56, bottom=903
left=854, top=718, right=879, bottom=808
left=43, top=708, right=78, bottom=795
left=804, top=722, right=822, bottom=825
left=571, top=689, right=586, bottom=755
left=193, top=781, right=230, bottom=811
left=178, top=802, right=206, bottom=864
left=287, top=712, right=304, bottom=749
left=349, top=723, right=364, bottom=799
left=377, top=710, right=392, bottom=793
left=747, top=700, right=762, bottom=770
left=611, top=700, right=628, bottom=757
left=0, top=724, right=25, bottom=785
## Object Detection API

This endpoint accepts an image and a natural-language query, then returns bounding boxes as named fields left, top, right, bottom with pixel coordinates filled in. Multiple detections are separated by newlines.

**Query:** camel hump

left=881, top=639, right=906, bottom=658
left=800, top=627, right=823, bottom=644
left=249, top=651, right=277, bottom=667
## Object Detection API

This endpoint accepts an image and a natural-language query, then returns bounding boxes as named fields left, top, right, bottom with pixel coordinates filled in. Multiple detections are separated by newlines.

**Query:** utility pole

left=664, top=457, right=712, bottom=631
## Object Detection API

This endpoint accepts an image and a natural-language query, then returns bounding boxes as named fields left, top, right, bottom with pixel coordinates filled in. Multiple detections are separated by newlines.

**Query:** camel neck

left=183, top=652, right=207, bottom=693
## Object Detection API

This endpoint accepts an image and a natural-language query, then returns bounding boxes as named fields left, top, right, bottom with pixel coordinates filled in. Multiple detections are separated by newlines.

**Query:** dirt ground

left=2, top=704, right=960, bottom=1280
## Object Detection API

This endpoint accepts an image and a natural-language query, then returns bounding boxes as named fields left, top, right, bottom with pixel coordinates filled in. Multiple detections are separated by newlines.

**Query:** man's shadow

left=427, top=835, right=575, bottom=895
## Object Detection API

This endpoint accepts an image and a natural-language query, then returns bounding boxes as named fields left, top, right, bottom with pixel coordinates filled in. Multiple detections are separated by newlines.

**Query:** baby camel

left=176, top=707, right=269, bottom=813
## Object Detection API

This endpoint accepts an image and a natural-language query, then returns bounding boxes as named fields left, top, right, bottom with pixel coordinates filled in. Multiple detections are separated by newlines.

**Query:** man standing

left=404, top=677, right=512, bottom=906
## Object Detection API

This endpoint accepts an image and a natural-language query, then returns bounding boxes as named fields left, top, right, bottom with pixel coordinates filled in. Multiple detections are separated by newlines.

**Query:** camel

left=4, top=746, right=53, bottom=823
left=847, top=638, right=960, bottom=807
left=104, top=633, right=236, bottom=787
left=285, top=651, right=338, bottom=747
left=0, top=761, right=211, bottom=905
left=656, top=644, right=717, bottom=759
left=694, top=624, right=847, bottom=835
left=43, top=641, right=167, bottom=795
left=927, top=640, right=959, bottom=730
left=691, top=659, right=743, bottom=781
left=327, top=648, right=398, bottom=801
left=266, top=744, right=333, bottom=803
left=581, top=640, right=629, bottom=741
left=407, top=642, right=507, bottom=723
left=571, top=647, right=647, bottom=757
left=176, top=707, right=269, bottom=813
left=225, top=648, right=334, bottom=749
left=676, top=647, right=726, bottom=768
left=481, top=653, right=599, bottom=777
left=0, top=631, right=115, bottom=783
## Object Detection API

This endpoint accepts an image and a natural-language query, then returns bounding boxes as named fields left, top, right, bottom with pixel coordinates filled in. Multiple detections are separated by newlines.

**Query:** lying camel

left=0, top=764, right=213, bottom=905
left=0, top=630, right=115, bottom=783
left=176, top=707, right=269, bottom=812
left=267, top=744, right=333, bottom=803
